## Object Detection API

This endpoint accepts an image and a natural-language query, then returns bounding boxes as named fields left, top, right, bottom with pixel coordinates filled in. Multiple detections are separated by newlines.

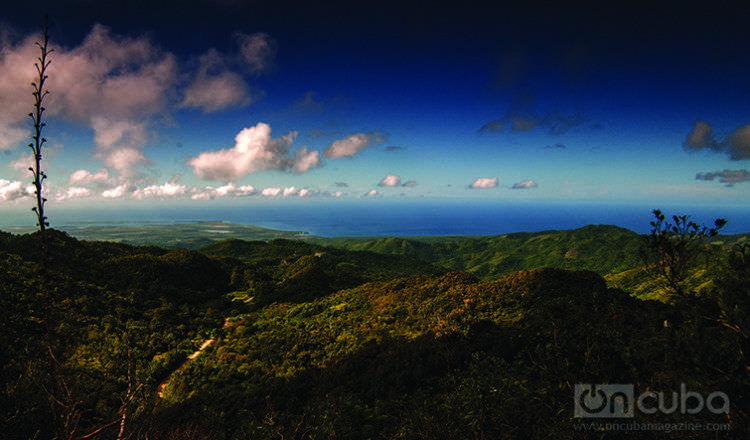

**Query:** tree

left=640, top=209, right=727, bottom=297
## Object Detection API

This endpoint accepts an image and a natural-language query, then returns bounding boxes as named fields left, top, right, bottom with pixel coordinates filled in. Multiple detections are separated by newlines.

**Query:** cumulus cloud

left=132, top=181, right=187, bottom=200
left=684, top=120, right=750, bottom=160
left=1, top=24, right=178, bottom=179
left=181, top=70, right=251, bottom=113
left=378, top=174, right=402, bottom=187
left=279, top=186, right=315, bottom=197
left=469, top=177, right=498, bottom=189
left=69, top=169, right=109, bottom=185
left=190, top=182, right=256, bottom=200
left=181, top=49, right=252, bottom=112
left=0, top=179, right=34, bottom=201
left=292, top=146, right=321, bottom=173
left=695, top=169, right=750, bottom=186
left=261, top=187, right=282, bottom=197
left=684, top=121, right=722, bottom=152
left=56, top=187, right=92, bottom=201
left=0, top=33, right=44, bottom=148
left=0, top=24, right=274, bottom=184
left=726, top=123, right=750, bottom=160
left=324, top=132, right=385, bottom=158
left=364, top=189, right=379, bottom=197
left=101, top=184, right=129, bottom=198
left=511, top=180, right=538, bottom=189
left=181, top=32, right=274, bottom=113
left=187, top=122, right=320, bottom=180
left=377, top=174, right=416, bottom=187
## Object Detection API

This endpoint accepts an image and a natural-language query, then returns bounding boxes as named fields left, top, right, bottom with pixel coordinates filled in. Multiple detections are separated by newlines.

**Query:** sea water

left=2, top=200, right=748, bottom=237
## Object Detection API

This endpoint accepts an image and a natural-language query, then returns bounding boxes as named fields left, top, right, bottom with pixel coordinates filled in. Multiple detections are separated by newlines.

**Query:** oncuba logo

left=574, top=384, right=729, bottom=418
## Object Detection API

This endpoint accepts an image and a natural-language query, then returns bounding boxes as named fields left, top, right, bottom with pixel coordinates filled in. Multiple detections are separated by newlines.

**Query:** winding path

left=157, top=318, right=231, bottom=398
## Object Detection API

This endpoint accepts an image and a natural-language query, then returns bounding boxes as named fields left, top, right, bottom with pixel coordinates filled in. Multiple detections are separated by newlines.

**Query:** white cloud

left=56, top=186, right=92, bottom=201
left=49, top=25, right=177, bottom=179
left=190, top=191, right=212, bottom=201
left=0, top=24, right=272, bottom=183
left=324, top=132, right=385, bottom=158
left=283, top=186, right=299, bottom=196
left=181, top=49, right=252, bottom=112
left=469, top=177, right=498, bottom=189
left=0, top=33, right=40, bottom=149
left=180, top=32, right=275, bottom=113
left=132, top=181, right=187, bottom=199
left=50, top=24, right=178, bottom=121
left=9, top=155, right=34, bottom=179
left=332, top=190, right=344, bottom=197
left=0, top=125, right=28, bottom=151
left=0, top=179, right=34, bottom=201
left=181, top=70, right=251, bottom=113
left=365, top=189, right=379, bottom=197
left=292, top=147, right=321, bottom=173
left=378, top=174, right=401, bottom=187
left=102, top=184, right=129, bottom=198
left=190, top=182, right=257, bottom=200
left=511, top=180, right=538, bottom=189
left=69, top=169, right=109, bottom=185
left=262, top=187, right=281, bottom=197
left=187, top=122, right=320, bottom=180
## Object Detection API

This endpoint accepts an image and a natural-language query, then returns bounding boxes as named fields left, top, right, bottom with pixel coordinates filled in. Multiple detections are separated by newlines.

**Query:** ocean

left=2, top=200, right=749, bottom=237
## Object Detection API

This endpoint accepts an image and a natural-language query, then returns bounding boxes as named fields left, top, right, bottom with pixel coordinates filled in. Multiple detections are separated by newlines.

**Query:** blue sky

left=1, top=0, right=749, bottom=213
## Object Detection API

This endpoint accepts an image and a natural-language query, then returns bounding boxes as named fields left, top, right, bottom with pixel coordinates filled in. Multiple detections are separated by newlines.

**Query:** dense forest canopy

left=1, top=219, right=749, bottom=439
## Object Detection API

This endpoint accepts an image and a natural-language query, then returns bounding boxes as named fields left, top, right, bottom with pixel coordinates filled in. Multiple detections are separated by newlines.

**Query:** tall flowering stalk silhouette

left=29, top=14, right=52, bottom=248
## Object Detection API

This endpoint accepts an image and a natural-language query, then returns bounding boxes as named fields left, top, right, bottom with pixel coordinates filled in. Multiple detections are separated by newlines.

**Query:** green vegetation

left=316, top=224, right=665, bottom=278
left=58, top=221, right=308, bottom=249
left=7, top=15, right=744, bottom=439
left=1, top=216, right=749, bottom=438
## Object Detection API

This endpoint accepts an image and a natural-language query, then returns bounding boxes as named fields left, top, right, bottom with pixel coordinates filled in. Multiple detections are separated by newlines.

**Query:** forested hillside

left=1, top=224, right=748, bottom=439
left=314, top=225, right=645, bottom=278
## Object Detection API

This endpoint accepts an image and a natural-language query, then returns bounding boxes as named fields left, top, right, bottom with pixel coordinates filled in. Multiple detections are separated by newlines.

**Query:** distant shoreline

left=4, top=201, right=749, bottom=238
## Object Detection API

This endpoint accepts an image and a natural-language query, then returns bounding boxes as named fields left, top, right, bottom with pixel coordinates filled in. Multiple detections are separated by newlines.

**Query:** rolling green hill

left=314, top=224, right=646, bottom=278
left=1, top=226, right=748, bottom=439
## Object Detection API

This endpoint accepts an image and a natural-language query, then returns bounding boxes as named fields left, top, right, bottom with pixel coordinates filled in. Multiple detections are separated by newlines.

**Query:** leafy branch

left=640, top=209, right=727, bottom=297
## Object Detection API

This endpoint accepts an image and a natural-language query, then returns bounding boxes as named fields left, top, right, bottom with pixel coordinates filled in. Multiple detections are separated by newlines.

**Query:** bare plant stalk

left=29, top=14, right=52, bottom=244
left=28, top=13, right=61, bottom=436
